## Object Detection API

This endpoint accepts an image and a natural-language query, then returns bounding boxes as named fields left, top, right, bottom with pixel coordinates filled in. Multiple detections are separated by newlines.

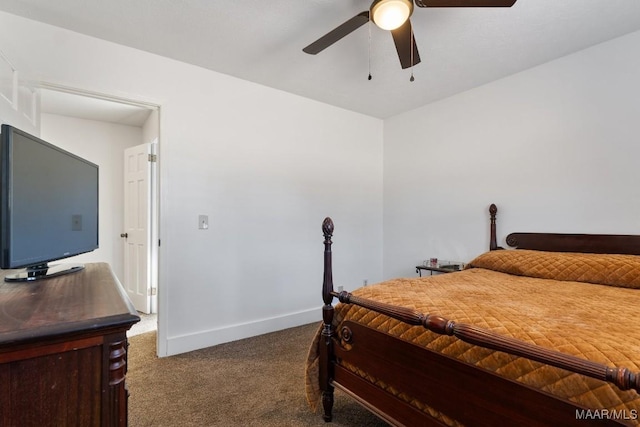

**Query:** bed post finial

left=320, top=217, right=335, bottom=421
left=322, top=217, right=334, bottom=239
left=489, top=204, right=499, bottom=251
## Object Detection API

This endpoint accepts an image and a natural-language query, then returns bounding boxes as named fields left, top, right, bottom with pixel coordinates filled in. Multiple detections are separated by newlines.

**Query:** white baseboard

left=165, top=308, right=321, bottom=356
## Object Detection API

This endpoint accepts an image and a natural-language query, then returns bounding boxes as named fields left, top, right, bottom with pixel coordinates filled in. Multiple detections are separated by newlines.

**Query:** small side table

left=416, top=263, right=464, bottom=277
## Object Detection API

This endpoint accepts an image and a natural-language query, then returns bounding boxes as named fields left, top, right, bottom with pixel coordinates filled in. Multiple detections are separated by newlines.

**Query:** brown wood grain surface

left=0, top=263, right=139, bottom=427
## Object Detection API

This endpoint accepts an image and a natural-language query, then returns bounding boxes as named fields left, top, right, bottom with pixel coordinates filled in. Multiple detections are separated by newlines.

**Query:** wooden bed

left=307, top=204, right=640, bottom=426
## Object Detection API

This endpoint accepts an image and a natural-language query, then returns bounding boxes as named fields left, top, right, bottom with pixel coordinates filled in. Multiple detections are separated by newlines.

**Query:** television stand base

left=4, top=263, right=85, bottom=282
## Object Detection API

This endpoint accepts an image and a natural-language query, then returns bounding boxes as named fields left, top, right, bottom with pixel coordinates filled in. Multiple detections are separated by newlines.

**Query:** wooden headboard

left=488, top=203, right=640, bottom=255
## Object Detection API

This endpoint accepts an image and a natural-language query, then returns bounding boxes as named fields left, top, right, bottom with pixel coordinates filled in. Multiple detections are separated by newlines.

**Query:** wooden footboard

left=334, top=321, right=624, bottom=426
left=319, top=206, right=640, bottom=426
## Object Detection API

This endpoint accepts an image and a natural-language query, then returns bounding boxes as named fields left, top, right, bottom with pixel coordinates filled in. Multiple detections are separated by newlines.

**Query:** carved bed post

left=320, top=217, right=335, bottom=422
left=489, top=203, right=500, bottom=251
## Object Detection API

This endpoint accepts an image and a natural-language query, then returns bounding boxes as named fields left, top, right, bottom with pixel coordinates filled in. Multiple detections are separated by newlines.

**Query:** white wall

left=0, top=49, right=40, bottom=135
left=0, top=11, right=383, bottom=356
left=40, top=113, right=143, bottom=282
left=383, top=30, right=640, bottom=279
left=142, top=109, right=159, bottom=145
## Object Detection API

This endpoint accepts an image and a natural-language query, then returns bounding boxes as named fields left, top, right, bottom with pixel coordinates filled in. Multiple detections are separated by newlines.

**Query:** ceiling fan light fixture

left=371, top=0, right=413, bottom=31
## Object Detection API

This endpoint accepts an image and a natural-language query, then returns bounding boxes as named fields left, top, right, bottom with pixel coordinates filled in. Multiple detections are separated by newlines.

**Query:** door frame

left=37, top=81, right=163, bottom=353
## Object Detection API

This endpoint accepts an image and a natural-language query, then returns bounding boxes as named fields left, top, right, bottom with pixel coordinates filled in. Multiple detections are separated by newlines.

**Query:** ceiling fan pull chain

left=368, top=19, right=373, bottom=80
left=410, top=23, right=415, bottom=82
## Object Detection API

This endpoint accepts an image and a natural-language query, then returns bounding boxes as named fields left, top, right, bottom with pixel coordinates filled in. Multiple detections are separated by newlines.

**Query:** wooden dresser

left=0, top=263, right=140, bottom=427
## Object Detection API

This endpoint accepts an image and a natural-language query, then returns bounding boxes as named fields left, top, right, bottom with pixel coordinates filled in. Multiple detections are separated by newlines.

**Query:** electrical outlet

left=198, top=215, right=209, bottom=230
left=363, top=279, right=368, bottom=287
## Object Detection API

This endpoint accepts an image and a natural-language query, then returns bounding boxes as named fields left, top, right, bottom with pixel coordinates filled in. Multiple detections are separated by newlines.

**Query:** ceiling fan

left=303, top=0, right=518, bottom=70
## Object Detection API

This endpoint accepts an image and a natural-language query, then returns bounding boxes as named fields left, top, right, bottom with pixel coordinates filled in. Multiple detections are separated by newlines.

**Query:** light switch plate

left=198, top=215, right=209, bottom=230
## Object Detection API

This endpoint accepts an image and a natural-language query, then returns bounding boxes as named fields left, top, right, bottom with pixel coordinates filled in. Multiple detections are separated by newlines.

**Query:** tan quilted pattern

left=469, top=249, right=640, bottom=289
left=305, top=258, right=640, bottom=426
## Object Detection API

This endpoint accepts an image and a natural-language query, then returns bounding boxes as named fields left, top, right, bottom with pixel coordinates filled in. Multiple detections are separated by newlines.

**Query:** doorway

left=38, top=83, right=161, bottom=321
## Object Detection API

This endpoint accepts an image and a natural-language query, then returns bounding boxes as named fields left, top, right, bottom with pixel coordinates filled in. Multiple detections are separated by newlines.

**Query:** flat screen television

left=0, top=124, right=99, bottom=281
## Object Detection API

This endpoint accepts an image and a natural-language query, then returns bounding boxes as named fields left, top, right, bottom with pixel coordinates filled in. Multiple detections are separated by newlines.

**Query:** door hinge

left=148, top=153, right=157, bottom=162
left=148, top=287, right=157, bottom=296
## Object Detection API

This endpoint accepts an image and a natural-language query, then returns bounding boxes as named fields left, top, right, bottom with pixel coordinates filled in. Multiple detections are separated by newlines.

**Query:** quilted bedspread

left=305, top=250, right=640, bottom=425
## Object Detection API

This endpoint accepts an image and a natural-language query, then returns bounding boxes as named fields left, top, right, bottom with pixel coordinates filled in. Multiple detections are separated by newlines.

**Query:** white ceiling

left=2, top=0, right=640, bottom=119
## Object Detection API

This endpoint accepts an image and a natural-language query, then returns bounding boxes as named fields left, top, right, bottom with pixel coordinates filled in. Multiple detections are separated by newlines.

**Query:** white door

left=123, top=143, right=152, bottom=313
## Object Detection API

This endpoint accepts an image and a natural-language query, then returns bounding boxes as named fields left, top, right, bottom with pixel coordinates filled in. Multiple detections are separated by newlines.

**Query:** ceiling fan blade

left=414, top=0, right=516, bottom=7
left=303, top=11, right=370, bottom=55
left=391, top=19, right=421, bottom=69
